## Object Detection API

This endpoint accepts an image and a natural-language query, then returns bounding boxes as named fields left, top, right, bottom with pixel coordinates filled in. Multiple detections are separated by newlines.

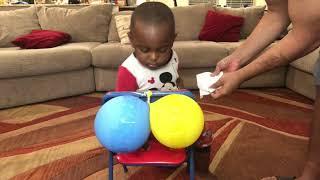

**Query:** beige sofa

left=0, top=3, right=317, bottom=109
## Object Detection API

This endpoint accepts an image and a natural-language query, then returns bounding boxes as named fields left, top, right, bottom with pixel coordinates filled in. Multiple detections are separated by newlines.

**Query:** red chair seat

left=116, top=140, right=186, bottom=166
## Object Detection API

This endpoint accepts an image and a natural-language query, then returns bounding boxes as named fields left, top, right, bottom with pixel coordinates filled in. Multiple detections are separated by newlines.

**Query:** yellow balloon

left=150, top=94, right=204, bottom=149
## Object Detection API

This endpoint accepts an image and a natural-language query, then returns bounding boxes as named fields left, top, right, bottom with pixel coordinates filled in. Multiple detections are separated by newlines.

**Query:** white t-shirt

left=120, top=50, right=179, bottom=91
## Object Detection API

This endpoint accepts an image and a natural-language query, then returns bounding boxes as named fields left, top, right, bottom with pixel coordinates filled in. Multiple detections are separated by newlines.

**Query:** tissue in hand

left=196, top=71, right=223, bottom=98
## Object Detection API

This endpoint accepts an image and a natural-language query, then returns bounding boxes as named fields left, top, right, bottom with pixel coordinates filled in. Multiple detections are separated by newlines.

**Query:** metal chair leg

left=108, top=151, right=114, bottom=180
left=189, top=147, right=195, bottom=180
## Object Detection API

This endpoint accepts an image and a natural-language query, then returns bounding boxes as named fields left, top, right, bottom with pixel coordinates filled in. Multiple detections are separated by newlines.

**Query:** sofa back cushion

left=215, top=6, right=266, bottom=39
left=114, top=14, right=132, bottom=44
left=107, top=4, right=264, bottom=42
left=0, top=6, right=40, bottom=47
left=198, top=10, right=244, bottom=42
left=108, top=10, right=133, bottom=43
left=172, top=3, right=214, bottom=41
left=108, top=4, right=214, bottom=42
left=37, top=4, right=113, bottom=43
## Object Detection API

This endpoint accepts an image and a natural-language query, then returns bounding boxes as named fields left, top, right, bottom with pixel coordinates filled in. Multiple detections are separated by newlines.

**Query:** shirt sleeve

left=115, top=66, right=138, bottom=91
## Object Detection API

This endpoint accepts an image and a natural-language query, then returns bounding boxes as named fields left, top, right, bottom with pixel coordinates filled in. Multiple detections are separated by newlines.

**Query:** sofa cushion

left=290, top=48, right=320, bottom=74
left=286, top=66, right=316, bottom=100
left=172, top=3, right=214, bottom=41
left=114, top=14, right=131, bottom=44
left=92, top=41, right=229, bottom=69
left=37, top=4, right=113, bottom=43
left=173, top=41, right=229, bottom=68
left=0, top=6, right=40, bottom=47
left=108, top=4, right=214, bottom=42
left=92, top=42, right=133, bottom=68
left=108, top=11, right=133, bottom=43
left=12, top=30, right=71, bottom=49
left=215, top=6, right=265, bottom=39
left=221, top=40, right=279, bottom=63
left=198, top=10, right=244, bottom=42
left=0, top=68, right=95, bottom=109
left=218, top=40, right=244, bottom=53
left=0, top=42, right=100, bottom=79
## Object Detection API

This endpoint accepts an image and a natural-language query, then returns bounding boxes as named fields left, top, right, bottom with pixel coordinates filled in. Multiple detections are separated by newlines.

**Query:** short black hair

left=130, top=2, right=175, bottom=36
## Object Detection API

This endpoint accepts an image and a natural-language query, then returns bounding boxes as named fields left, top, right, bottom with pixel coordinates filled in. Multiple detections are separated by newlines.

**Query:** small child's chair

left=102, top=90, right=196, bottom=180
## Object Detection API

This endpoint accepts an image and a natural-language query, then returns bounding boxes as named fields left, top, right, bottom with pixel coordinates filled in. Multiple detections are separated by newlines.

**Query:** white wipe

left=196, top=71, right=223, bottom=98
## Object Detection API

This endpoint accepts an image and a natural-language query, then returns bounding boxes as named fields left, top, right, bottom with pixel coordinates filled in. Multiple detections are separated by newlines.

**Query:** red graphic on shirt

left=148, top=77, right=155, bottom=84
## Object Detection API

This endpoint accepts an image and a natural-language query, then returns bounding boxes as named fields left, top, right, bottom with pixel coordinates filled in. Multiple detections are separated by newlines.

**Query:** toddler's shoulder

left=122, top=54, right=139, bottom=68
left=171, top=50, right=179, bottom=64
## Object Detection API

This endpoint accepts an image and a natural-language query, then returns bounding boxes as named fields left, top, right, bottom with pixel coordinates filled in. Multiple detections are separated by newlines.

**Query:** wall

left=254, top=0, right=265, bottom=6
left=148, top=0, right=188, bottom=7
left=217, top=0, right=265, bottom=7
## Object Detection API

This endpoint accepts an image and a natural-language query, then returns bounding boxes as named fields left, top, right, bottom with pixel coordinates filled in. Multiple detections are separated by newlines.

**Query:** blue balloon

left=94, top=95, right=150, bottom=153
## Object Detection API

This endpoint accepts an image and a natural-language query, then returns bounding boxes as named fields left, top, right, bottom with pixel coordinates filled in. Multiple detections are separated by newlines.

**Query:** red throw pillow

left=12, top=30, right=71, bottom=49
left=198, top=10, right=244, bottom=42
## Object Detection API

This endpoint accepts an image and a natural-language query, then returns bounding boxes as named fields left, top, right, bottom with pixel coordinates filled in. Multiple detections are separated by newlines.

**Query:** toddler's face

left=129, top=21, right=176, bottom=69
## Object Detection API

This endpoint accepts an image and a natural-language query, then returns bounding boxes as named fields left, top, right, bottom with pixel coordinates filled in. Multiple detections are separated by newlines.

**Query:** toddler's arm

left=115, top=66, right=138, bottom=91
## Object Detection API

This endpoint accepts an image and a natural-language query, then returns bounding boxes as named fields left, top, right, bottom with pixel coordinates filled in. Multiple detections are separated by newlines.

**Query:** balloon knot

left=145, top=91, right=153, bottom=104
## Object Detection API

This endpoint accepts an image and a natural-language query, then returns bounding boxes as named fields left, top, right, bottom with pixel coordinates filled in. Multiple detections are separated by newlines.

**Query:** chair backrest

left=102, top=90, right=195, bottom=104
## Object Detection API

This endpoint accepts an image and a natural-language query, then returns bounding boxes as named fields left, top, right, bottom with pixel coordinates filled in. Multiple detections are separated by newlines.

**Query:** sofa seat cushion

left=218, top=40, right=244, bottom=53
left=290, top=48, right=320, bottom=74
left=92, top=42, right=133, bottom=68
left=92, top=41, right=229, bottom=69
left=173, top=41, right=229, bottom=68
left=0, top=42, right=100, bottom=79
left=221, top=41, right=281, bottom=63
left=286, top=66, right=316, bottom=99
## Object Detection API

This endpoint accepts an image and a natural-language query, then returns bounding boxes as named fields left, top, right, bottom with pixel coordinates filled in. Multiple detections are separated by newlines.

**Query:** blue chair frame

left=102, top=90, right=196, bottom=180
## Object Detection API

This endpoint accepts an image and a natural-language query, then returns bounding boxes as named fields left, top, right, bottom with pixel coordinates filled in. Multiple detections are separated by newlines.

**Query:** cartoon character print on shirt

left=159, top=72, right=178, bottom=91
left=147, top=72, right=177, bottom=91
left=148, top=77, right=155, bottom=84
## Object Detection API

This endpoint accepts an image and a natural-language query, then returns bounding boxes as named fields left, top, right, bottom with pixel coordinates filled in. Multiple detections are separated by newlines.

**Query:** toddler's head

left=129, top=2, right=176, bottom=69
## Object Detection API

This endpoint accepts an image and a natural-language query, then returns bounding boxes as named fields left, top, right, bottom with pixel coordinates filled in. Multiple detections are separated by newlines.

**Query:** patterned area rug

left=0, top=89, right=313, bottom=180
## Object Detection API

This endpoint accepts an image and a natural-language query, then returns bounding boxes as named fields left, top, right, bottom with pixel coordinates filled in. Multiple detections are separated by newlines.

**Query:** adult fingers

left=211, top=77, right=223, bottom=89
left=212, top=58, right=227, bottom=76
left=212, top=65, right=221, bottom=76
left=211, top=87, right=224, bottom=99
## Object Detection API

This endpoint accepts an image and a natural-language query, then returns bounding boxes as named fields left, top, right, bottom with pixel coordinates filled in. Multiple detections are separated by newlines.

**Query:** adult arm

left=211, top=0, right=320, bottom=99
left=233, top=0, right=291, bottom=65
left=213, top=0, right=291, bottom=75
left=237, top=9, right=320, bottom=82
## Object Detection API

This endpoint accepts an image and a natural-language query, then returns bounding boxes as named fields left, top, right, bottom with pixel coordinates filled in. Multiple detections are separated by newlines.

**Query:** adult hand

left=210, top=55, right=243, bottom=99
left=212, top=55, right=241, bottom=76
left=210, top=71, right=243, bottom=99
